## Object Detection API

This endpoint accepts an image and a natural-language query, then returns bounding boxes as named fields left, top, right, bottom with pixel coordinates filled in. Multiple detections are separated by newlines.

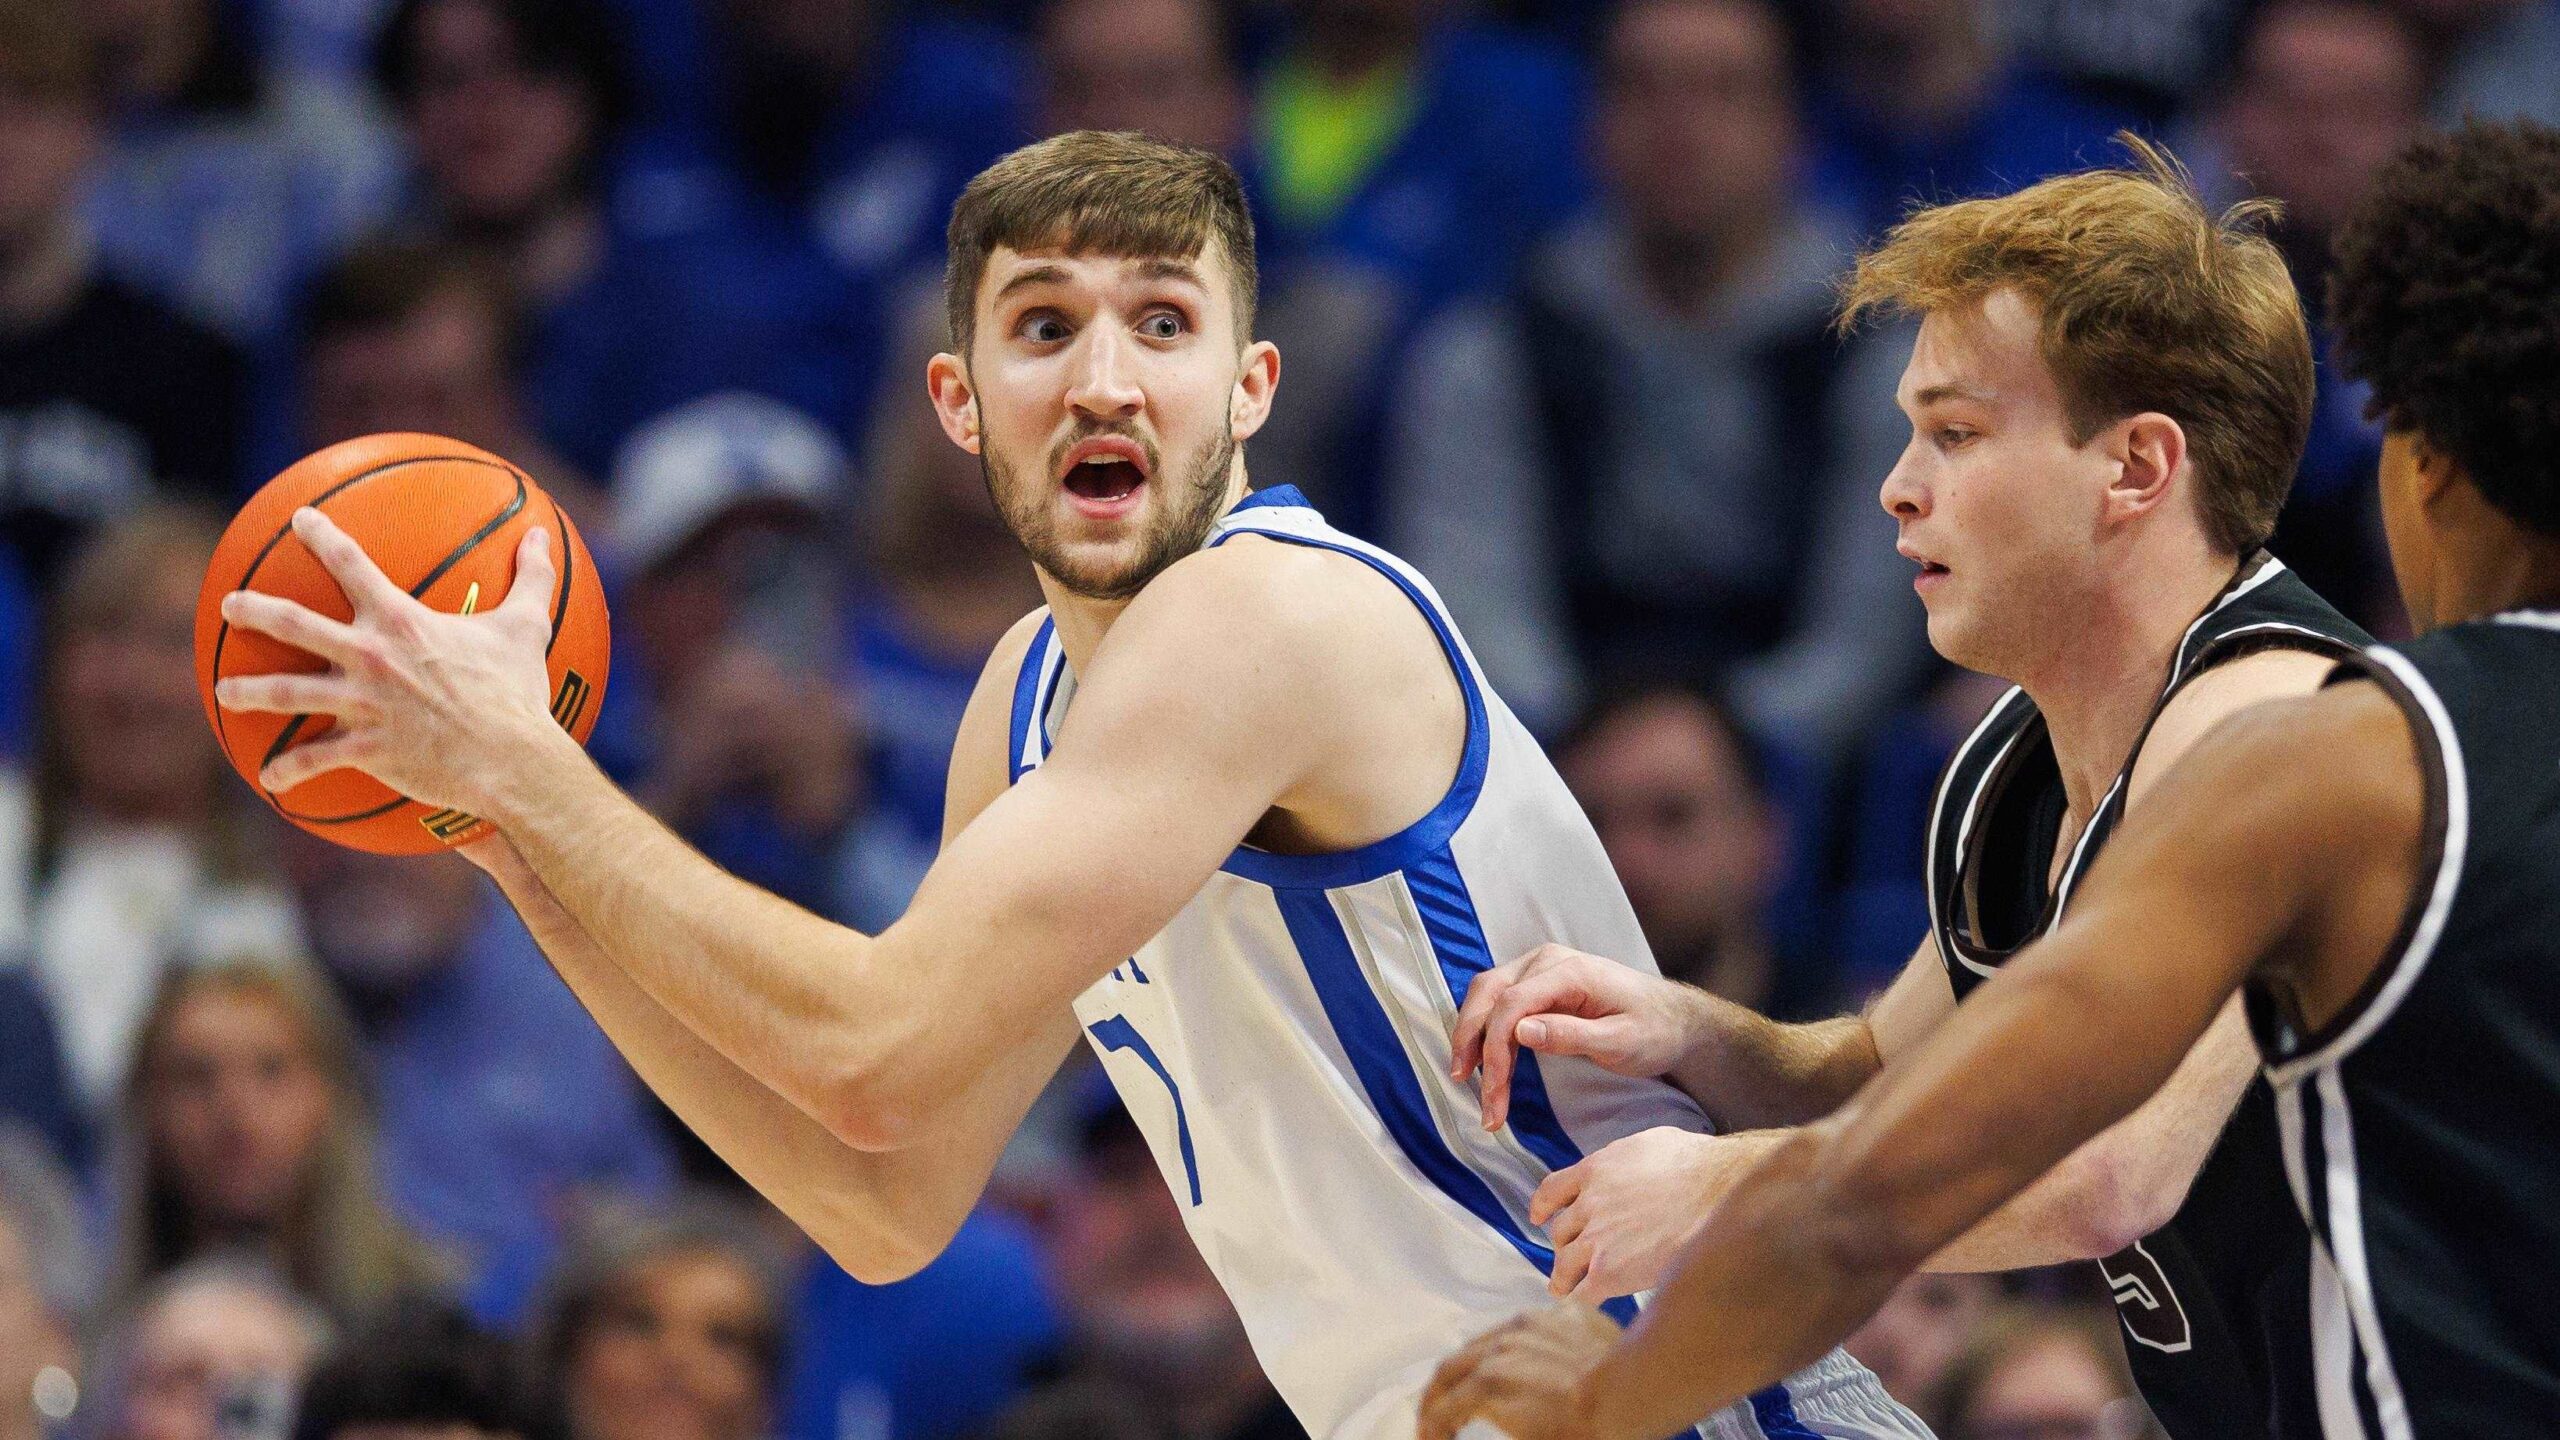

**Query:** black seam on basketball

left=210, top=455, right=495, bottom=760
left=256, top=468, right=525, bottom=778
left=544, top=491, right=572, bottom=657
left=209, top=454, right=520, bottom=819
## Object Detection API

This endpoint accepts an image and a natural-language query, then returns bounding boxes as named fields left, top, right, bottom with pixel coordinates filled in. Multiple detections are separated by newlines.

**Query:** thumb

left=496, top=525, right=558, bottom=629
left=1516, top=1013, right=1631, bottom=1063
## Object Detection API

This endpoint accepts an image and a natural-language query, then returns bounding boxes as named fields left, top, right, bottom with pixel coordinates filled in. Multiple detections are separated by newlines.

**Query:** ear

left=926, top=352, right=980, bottom=455
left=1230, top=340, right=1281, bottom=443
left=2104, top=411, right=2188, bottom=527
left=2408, top=428, right=2466, bottom=509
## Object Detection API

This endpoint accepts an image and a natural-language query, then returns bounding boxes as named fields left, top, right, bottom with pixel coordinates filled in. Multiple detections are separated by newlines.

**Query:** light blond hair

left=1840, top=136, right=2314, bottom=554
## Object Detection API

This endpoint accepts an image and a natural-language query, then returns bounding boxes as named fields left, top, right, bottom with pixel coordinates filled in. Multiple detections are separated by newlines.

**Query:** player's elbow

left=2054, top=1147, right=2185, bottom=1260
left=820, top=1066, right=929, bottom=1152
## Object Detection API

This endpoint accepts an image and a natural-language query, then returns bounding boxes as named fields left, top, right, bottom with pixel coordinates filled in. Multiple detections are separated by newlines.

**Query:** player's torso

left=1927, top=554, right=2368, bottom=1440
left=2250, top=614, right=2560, bottom=1440
left=1010, top=489, right=1914, bottom=1440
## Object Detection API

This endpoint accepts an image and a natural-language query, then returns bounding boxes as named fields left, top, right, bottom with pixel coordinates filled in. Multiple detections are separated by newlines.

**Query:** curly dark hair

left=2329, top=120, right=2560, bottom=537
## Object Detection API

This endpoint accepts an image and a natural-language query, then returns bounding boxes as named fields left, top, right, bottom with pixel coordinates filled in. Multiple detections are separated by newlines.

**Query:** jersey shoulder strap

left=1926, top=685, right=2038, bottom=987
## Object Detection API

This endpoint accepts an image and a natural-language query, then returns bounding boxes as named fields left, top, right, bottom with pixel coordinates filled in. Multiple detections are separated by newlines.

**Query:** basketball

left=193, top=433, right=611, bottom=854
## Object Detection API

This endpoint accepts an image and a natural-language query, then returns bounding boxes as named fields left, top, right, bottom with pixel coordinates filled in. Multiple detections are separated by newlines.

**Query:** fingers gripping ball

left=194, top=433, right=610, bottom=853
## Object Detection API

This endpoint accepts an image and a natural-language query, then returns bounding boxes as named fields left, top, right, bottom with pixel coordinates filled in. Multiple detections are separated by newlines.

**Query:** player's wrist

left=471, top=715, right=594, bottom=833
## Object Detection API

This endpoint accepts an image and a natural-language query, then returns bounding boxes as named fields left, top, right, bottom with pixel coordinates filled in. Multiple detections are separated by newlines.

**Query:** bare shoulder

left=2131, top=645, right=2354, bottom=800
left=943, top=607, right=1053, bottom=844
left=2158, top=681, right=2424, bottom=849
left=1105, top=533, right=1440, bottom=679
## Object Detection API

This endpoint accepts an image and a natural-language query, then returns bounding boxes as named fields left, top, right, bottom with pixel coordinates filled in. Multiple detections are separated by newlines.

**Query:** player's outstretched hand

left=215, top=508, right=562, bottom=817
left=1451, top=945, right=1697, bottom=1131
left=1531, top=1127, right=1782, bottom=1301
left=1418, top=1302, right=1617, bottom=1440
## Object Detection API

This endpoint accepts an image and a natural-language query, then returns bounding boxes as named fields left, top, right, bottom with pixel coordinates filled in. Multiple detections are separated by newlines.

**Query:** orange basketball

left=194, top=433, right=610, bottom=854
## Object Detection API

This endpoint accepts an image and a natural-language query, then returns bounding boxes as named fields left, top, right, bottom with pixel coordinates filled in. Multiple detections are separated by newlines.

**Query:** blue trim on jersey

left=1087, top=1015, right=1202, bottom=1205
left=1404, top=847, right=1585, bottom=1176
left=1750, top=1388, right=1823, bottom=1440
left=1007, top=617, right=1057, bottom=783
left=1273, top=886, right=1561, bottom=1274
left=1228, top=484, right=1311, bottom=513
left=1205, top=528, right=1492, bottom=889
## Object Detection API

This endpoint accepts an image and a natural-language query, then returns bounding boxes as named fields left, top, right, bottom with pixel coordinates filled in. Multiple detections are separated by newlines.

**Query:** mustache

left=1048, top=422, right=1161, bottom=477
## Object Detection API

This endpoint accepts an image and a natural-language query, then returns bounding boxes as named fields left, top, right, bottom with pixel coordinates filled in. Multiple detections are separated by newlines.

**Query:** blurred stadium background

left=0, top=0, right=2550, bottom=1435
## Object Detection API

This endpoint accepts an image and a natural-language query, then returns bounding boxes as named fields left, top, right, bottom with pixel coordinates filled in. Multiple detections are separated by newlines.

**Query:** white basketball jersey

left=1007, top=488, right=1928, bottom=1440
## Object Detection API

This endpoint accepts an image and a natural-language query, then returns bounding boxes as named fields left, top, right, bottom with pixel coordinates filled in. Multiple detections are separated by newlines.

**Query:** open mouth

left=1059, top=435, right=1153, bottom=510
left=1918, top=561, right=1949, bottom=577
left=1065, top=457, right=1145, bottom=502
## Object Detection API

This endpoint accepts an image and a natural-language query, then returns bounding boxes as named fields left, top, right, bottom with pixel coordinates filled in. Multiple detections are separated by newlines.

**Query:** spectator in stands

left=530, top=1199, right=788, bottom=1440
left=2401, top=0, right=2560, bottom=128
left=369, top=0, right=864, bottom=482
left=106, top=960, right=449, bottom=1321
left=297, top=239, right=602, bottom=525
left=79, top=1259, right=327, bottom=1440
left=79, top=0, right=396, bottom=343
left=2215, top=0, right=2428, bottom=627
left=0, top=1128, right=87, bottom=1440
left=1236, top=0, right=1585, bottom=529
left=1037, top=0, right=1246, bottom=152
left=1804, top=0, right=2140, bottom=241
left=838, top=303, right=1046, bottom=926
left=0, top=2, right=246, bottom=582
left=290, top=1300, right=536, bottom=1440
left=0, top=508, right=299, bottom=1121
left=1843, top=1272, right=2004, bottom=1430
left=1556, top=685, right=1818, bottom=1016
left=989, top=1101, right=1300, bottom=1440
left=0, top=974, right=78, bottom=1173
left=596, top=0, right=1027, bottom=459
left=1387, top=0, right=1928, bottom=752
left=2000, top=0, right=2257, bottom=124
left=608, top=394, right=869, bottom=922
left=277, top=830, right=671, bottom=1324
left=1934, top=1304, right=2156, bottom=1440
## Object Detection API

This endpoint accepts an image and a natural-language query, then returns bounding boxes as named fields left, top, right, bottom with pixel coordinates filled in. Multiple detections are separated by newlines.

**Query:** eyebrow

left=1913, top=383, right=1996, bottom=407
left=991, top=257, right=1208, bottom=305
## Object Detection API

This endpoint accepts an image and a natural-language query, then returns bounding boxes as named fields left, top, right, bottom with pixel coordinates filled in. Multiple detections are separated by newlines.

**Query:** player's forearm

left=1578, top=1128, right=1922, bottom=1438
left=478, top=725, right=904, bottom=1145
left=1665, top=995, right=1881, bottom=1131
left=475, top=842, right=964, bottom=1278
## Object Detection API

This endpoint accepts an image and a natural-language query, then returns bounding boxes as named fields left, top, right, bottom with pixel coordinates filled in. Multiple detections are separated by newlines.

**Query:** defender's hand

left=1418, top=1303, right=1617, bottom=1440
left=1451, top=945, right=1698, bottom=1131
left=1533, top=1128, right=1779, bottom=1301
left=214, top=508, right=563, bottom=817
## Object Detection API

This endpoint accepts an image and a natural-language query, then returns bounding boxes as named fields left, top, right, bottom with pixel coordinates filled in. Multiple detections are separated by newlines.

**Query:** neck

left=1629, top=214, right=1776, bottom=320
left=1301, top=24, right=1421, bottom=83
left=2433, top=537, right=2560, bottom=627
left=2016, top=539, right=2242, bottom=819
left=0, top=217, right=91, bottom=335
left=455, top=194, right=604, bottom=301
left=1044, top=468, right=1252, bottom=672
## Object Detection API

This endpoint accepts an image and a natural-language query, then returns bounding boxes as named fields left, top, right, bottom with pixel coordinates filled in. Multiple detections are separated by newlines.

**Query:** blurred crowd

left=0, top=0, right=2551, bottom=1434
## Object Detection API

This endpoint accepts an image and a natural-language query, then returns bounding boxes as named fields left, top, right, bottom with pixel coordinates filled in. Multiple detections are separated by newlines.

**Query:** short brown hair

left=1841, top=136, right=2314, bottom=555
left=0, top=0, right=97, bottom=102
left=300, top=238, right=522, bottom=365
left=943, top=130, right=1257, bottom=356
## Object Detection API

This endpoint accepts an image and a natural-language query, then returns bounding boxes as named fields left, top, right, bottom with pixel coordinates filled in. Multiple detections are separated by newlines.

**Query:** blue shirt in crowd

left=366, top=897, right=675, bottom=1324
left=782, top=1205, right=1063, bottom=1440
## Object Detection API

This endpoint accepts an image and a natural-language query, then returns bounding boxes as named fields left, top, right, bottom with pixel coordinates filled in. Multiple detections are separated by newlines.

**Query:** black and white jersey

left=1926, top=553, right=2371, bottom=1440
left=2250, top=612, right=2560, bottom=1438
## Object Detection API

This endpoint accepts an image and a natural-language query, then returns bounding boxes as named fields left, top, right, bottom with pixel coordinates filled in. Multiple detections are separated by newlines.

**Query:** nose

left=1879, top=444, right=1928, bottom=522
left=1065, top=322, right=1144, bottom=422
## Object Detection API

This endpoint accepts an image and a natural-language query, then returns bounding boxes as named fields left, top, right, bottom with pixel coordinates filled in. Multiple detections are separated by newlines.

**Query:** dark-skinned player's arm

left=1418, top=681, right=2426, bottom=1440
left=447, top=610, right=1072, bottom=1282
left=216, top=512, right=1361, bottom=1164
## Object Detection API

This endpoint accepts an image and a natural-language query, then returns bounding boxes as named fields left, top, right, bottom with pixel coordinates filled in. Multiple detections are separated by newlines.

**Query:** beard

left=984, top=420, right=1237, bottom=601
